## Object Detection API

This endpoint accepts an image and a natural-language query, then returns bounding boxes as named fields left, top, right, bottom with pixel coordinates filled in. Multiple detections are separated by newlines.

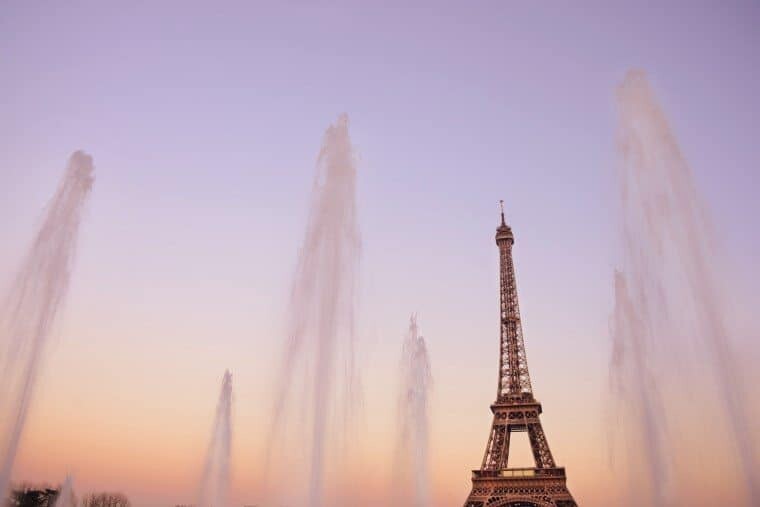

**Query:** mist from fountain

left=266, top=114, right=361, bottom=507
left=0, top=151, right=95, bottom=502
left=610, top=70, right=759, bottom=506
left=393, top=314, right=432, bottom=507
left=198, top=370, right=232, bottom=507
left=52, top=475, right=75, bottom=507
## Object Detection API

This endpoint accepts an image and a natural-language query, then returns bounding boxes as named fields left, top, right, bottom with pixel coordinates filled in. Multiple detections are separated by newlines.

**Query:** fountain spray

left=0, top=151, right=94, bottom=502
left=393, top=314, right=432, bottom=507
left=52, top=475, right=75, bottom=507
left=267, top=114, right=361, bottom=507
left=610, top=70, right=759, bottom=505
left=198, top=370, right=232, bottom=507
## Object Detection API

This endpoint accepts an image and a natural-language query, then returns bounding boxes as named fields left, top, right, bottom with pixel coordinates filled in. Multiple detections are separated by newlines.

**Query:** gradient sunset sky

left=1, top=3, right=759, bottom=506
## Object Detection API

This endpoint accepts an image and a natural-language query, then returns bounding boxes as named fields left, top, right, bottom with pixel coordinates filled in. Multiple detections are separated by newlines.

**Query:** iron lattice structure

left=464, top=206, right=577, bottom=507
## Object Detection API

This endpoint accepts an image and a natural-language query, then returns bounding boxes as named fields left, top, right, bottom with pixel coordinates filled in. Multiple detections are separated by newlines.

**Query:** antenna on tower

left=499, top=200, right=506, bottom=226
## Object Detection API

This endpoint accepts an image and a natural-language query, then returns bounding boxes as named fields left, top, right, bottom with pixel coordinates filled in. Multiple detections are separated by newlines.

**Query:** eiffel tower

left=464, top=203, right=577, bottom=507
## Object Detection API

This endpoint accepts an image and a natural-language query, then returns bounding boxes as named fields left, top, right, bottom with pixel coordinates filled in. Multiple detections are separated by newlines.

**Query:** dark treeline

left=6, top=487, right=129, bottom=507
left=80, top=493, right=130, bottom=507
left=8, top=487, right=58, bottom=507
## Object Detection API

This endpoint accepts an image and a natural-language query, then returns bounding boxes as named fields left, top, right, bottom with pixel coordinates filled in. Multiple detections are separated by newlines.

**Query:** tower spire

left=494, top=202, right=528, bottom=401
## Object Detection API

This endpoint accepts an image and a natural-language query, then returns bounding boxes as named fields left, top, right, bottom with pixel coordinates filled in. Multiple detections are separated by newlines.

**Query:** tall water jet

left=610, top=70, right=759, bottom=505
left=610, top=272, right=667, bottom=506
left=52, top=475, right=76, bottom=507
left=267, top=114, right=361, bottom=507
left=393, top=314, right=432, bottom=507
left=0, top=151, right=95, bottom=502
left=198, top=370, right=232, bottom=507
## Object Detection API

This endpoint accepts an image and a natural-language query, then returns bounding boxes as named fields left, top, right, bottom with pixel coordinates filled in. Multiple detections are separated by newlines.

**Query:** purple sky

left=1, top=3, right=759, bottom=506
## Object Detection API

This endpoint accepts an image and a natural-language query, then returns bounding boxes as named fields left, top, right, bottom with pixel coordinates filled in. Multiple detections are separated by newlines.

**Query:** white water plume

left=393, top=314, right=432, bottom=507
left=609, top=70, right=759, bottom=506
left=52, top=475, right=75, bottom=507
left=198, top=370, right=232, bottom=507
left=0, top=151, right=94, bottom=502
left=267, top=114, right=361, bottom=507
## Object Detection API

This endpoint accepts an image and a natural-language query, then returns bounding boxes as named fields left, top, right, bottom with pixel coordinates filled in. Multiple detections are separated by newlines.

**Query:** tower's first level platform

left=465, top=467, right=577, bottom=507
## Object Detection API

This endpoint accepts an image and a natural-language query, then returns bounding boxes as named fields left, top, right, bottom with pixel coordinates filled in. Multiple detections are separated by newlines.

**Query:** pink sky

left=1, top=3, right=759, bottom=506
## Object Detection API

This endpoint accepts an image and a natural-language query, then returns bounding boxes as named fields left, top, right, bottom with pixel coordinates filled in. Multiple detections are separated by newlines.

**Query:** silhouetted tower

left=464, top=202, right=576, bottom=507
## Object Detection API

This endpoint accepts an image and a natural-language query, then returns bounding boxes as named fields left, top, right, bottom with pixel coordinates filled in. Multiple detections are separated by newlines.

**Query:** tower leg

left=527, top=423, right=555, bottom=469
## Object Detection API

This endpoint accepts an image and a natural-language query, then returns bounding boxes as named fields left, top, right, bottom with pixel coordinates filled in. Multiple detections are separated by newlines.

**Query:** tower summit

left=464, top=204, right=576, bottom=507
left=496, top=199, right=513, bottom=243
